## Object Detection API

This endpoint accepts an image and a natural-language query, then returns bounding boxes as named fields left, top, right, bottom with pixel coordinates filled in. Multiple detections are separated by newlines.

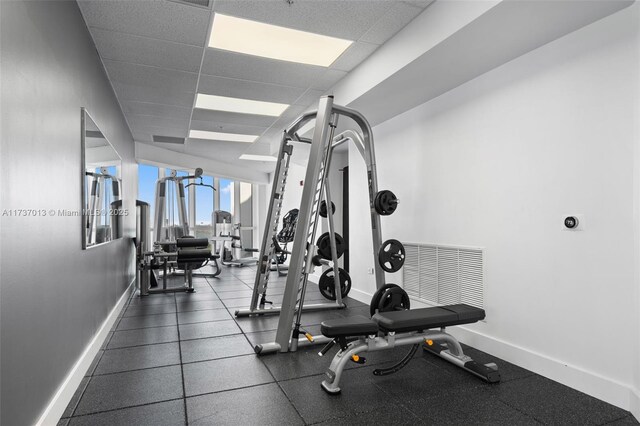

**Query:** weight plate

left=319, top=201, right=336, bottom=218
left=374, top=190, right=398, bottom=216
left=318, top=267, right=352, bottom=301
left=369, top=284, right=400, bottom=317
left=377, top=286, right=410, bottom=313
left=378, top=239, right=406, bottom=273
left=316, top=232, right=345, bottom=260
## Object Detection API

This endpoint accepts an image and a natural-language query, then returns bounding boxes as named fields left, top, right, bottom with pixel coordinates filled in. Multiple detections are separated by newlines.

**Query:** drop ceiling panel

left=186, top=139, right=249, bottom=160
left=359, top=2, right=426, bottom=44
left=293, top=89, right=326, bottom=107
left=112, top=82, right=195, bottom=108
left=202, top=49, right=325, bottom=88
left=90, top=28, right=203, bottom=73
left=197, top=74, right=304, bottom=104
left=122, top=101, right=193, bottom=120
left=213, top=0, right=393, bottom=41
left=331, top=41, right=380, bottom=72
left=128, top=114, right=189, bottom=132
left=78, top=0, right=210, bottom=46
left=191, top=109, right=277, bottom=128
left=103, top=60, right=198, bottom=92
left=190, top=119, right=267, bottom=136
left=311, top=69, right=348, bottom=91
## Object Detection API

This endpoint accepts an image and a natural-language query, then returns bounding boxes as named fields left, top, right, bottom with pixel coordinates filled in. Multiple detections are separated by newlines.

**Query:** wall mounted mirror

left=82, top=108, right=123, bottom=249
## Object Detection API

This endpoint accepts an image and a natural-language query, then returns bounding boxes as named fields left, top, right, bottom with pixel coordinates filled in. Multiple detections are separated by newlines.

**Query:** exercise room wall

left=1, top=2, right=137, bottom=425
left=349, top=4, right=640, bottom=413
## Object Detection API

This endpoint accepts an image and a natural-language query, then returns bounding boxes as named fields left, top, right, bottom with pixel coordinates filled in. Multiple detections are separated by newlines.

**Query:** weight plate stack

left=318, top=267, right=352, bottom=300
left=316, top=232, right=345, bottom=260
left=378, top=239, right=406, bottom=273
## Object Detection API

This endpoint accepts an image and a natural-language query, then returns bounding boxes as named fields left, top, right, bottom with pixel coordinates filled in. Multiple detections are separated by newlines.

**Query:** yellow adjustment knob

left=305, top=333, right=314, bottom=342
left=426, top=339, right=434, bottom=346
left=352, top=355, right=360, bottom=362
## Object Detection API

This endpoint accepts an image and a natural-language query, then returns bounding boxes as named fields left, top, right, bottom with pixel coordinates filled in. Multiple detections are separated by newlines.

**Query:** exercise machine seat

left=321, top=316, right=379, bottom=337
left=176, top=237, right=209, bottom=248
left=373, top=304, right=484, bottom=333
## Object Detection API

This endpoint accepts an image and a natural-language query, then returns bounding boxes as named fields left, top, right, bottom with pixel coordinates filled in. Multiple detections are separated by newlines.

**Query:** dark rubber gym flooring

left=59, top=266, right=639, bottom=425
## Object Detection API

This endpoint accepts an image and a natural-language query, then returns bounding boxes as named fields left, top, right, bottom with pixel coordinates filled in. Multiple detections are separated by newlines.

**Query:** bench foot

left=321, top=381, right=341, bottom=395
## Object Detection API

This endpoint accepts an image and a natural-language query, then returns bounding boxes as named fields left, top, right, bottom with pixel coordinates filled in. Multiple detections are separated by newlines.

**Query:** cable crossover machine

left=237, top=95, right=402, bottom=354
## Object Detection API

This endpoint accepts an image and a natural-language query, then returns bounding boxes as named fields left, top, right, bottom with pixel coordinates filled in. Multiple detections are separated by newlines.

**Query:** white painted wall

left=349, top=4, right=639, bottom=414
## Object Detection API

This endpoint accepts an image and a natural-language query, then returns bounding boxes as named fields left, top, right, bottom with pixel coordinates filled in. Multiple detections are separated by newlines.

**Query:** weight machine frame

left=249, top=96, right=386, bottom=354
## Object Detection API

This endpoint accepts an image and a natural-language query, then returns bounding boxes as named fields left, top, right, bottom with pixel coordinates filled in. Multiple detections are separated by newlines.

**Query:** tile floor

left=58, top=266, right=639, bottom=425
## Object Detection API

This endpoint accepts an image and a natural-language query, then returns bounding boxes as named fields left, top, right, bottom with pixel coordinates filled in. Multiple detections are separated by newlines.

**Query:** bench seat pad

left=321, top=316, right=378, bottom=338
left=373, top=304, right=485, bottom=333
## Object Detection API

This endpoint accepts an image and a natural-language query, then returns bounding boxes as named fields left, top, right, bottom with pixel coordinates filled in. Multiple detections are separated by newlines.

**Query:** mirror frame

left=81, top=108, right=123, bottom=249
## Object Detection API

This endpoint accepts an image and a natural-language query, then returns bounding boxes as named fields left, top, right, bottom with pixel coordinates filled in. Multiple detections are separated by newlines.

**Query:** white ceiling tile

left=191, top=108, right=277, bottom=128
left=90, top=28, right=203, bottom=73
left=123, top=101, right=192, bottom=120
left=311, top=69, right=348, bottom=91
left=103, top=60, right=198, bottom=92
left=331, top=41, right=380, bottom=72
left=213, top=0, right=393, bottom=41
left=202, top=49, right=325, bottom=88
left=293, top=89, right=325, bottom=106
left=197, top=74, right=304, bottom=104
left=359, top=2, right=425, bottom=44
left=129, top=114, right=189, bottom=132
left=113, top=82, right=195, bottom=107
left=78, top=0, right=210, bottom=46
left=190, top=120, right=267, bottom=136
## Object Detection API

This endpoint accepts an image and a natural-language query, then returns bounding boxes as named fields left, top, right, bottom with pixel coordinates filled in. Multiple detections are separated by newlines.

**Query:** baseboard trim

left=630, top=387, right=640, bottom=422
left=351, top=287, right=637, bottom=415
left=36, top=278, right=135, bottom=426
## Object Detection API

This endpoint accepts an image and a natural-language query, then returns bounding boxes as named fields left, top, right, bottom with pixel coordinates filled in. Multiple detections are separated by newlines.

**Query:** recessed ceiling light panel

left=195, top=93, right=288, bottom=117
left=209, top=14, right=352, bottom=67
left=239, top=154, right=278, bottom=162
left=189, top=129, right=258, bottom=143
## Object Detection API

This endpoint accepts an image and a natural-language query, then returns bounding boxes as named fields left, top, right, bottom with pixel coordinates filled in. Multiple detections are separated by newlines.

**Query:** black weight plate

left=374, top=190, right=398, bottom=216
left=369, top=283, right=400, bottom=317
left=377, top=286, right=410, bottom=313
left=318, top=268, right=352, bottom=301
left=378, top=239, right=406, bottom=273
left=316, top=232, right=345, bottom=260
left=319, top=201, right=336, bottom=218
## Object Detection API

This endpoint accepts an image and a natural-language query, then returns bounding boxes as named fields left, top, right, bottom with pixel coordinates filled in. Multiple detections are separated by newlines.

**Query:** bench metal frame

left=321, top=328, right=498, bottom=394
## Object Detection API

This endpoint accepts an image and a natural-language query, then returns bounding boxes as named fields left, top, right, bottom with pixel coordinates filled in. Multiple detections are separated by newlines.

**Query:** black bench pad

left=373, top=304, right=485, bottom=333
left=321, top=316, right=378, bottom=338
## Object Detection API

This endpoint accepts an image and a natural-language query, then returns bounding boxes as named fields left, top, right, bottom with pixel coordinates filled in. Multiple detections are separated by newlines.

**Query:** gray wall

left=0, top=1, right=137, bottom=425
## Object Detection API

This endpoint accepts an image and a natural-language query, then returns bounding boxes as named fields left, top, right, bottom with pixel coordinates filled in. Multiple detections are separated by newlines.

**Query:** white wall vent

left=402, top=243, right=484, bottom=309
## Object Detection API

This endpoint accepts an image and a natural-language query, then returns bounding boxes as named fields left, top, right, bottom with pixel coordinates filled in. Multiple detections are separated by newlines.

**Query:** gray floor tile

left=494, top=375, right=630, bottom=425
left=84, top=351, right=104, bottom=377
left=181, top=334, right=254, bottom=363
left=607, top=416, right=640, bottom=425
left=187, top=383, right=303, bottom=426
left=279, top=369, right=402, bottom=424
left=216, top=290, right=255, bottom=300
left=129, top=294, right=176, bottom=306
left=95, top=342, right=181, bottom=375
left=69, top=399, right=185, bottom=426
left=408, top=386, right=540, bottom=425
left=183, top=355, right=273, bottom=396
left=124, top=303, right=177, bottom=317
left=116, top=313, right=177, bottom=331
left=179, top=319, right=242, bottom=341
left=74, top=365, right=183, bottom=415
left=177, top=308, right=232, bottom=325
left=57, top=418, right=70, bottom=426
left=62, top=376, right=90, bottom=418
left=175, top=292, right=220, bottom=302
left=176, top=299, right=225, bottom=312
left=314, top=407, right=425, bottom=425
left=108, top=326, right=179, bottom=349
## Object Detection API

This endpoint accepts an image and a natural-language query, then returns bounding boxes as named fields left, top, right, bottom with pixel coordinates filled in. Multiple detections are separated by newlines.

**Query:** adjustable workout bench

left=318, top=304, right=500, bottom=394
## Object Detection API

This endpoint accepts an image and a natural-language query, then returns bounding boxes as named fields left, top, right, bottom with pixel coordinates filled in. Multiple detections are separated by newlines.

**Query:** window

left=195, top=175, right=215, bottom=238
left=219, top=178, right=234, bottom=215
left=138, top=163, right=159, bottom=242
